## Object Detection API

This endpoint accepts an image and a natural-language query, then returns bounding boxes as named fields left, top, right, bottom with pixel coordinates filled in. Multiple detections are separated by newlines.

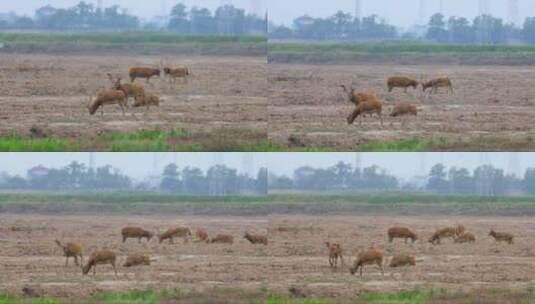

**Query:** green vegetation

left=1, top=191, right=534, bottom=206
left=0, top=136, right=78, bottom=152
left=0, top=294, right=60, bottom=304
left=266, top=297, right=332, bottom=304
left=0, top=32, right=266, bottom=56
left=358, top=138, right=435, bottom=152
left=0, top=32, right=265, bottom=46
left=357, top=290, right=430, bottom=304
left=270, top=42, right=535, bottom=54
left=3, top=288, right=535, bottom=304
left=269, top=42, right=535, bottom=64
left=0, top=128, right=269, bottom=152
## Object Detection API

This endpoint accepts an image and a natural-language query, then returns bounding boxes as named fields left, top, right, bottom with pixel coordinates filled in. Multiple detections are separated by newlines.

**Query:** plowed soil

left=1, top=214, right=534, bottom=300
left=269, top=63, right=535, bottom=150
left=0, top=54, right=267, bottom=142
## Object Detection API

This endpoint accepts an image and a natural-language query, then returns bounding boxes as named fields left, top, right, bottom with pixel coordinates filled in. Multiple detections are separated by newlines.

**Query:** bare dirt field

left=0, top=54, right=266, bottom=148
left=269, top=63, right=535, bottom=151
left=1, top=213, right=534, bottom=300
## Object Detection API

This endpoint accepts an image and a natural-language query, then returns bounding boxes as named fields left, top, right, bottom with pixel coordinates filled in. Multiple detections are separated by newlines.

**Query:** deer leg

left=378, top=262, right=384, bottom=276
left=379, top=112, right=384, bottom=127
left=65, top=256, right=69, bottom=267
left=112, top=261, right=117, bottom=276
left=347, top=109, right=359, bottom=125
left=74, top=256, right=79, bottom=266
left=93, top=265, right=96, bottom=276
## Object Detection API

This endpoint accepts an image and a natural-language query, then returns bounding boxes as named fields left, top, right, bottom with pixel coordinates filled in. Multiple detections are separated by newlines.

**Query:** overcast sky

left=2, top=0, right=267, bottom=20
left=0, top=153, right=531, bottom=180
left=0, top=153, right=267, bottom=179
left=269, top=0, right=535, bottom=28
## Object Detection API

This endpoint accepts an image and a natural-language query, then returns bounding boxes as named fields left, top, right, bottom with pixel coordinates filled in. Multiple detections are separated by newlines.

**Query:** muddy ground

left=1, top=214, right=534, bottom=300
left=269, top=64, right=535, bottom=150
left=0, top=54, right=266, bottom=143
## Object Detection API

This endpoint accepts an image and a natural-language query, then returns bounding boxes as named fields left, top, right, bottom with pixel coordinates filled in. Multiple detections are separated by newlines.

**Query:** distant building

left=293, top=15, right=315, bottom=28
left=27, top=165, right=50, bottom=179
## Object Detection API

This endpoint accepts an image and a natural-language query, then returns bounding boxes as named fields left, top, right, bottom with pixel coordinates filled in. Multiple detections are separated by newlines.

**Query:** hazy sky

left=0, top=153, right=531, bottom=180
left=2, top=0, right=266, bottom=20
left=269, top=0, right=535, bottom=28
left=0, top=153, right=267, bottom=179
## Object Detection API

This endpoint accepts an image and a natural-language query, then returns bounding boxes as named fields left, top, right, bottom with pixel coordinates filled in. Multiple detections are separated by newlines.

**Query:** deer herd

left=54, top=225, right=266, bottom=276
left=85, top=62, right=448, bottom=129
left=328, top=224, right=515, bottom=277
left=341, top=76, right=454, bottom=126
left=86, top=63, right=190, bottom=117
left=53, top=222, right=515, bottom=278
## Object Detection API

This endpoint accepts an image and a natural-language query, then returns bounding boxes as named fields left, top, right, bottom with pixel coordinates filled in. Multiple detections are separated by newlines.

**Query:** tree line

left=425, top=163, right=535, bottom=196
left=0, top=1, right=266, bottom=35
left=269, top=10, right=535, bottom=44
left=0, top=161, right=268, bottom=196
left=269, top=162, right=398, bottom=191
left=269, top=161, right=535, bottom=196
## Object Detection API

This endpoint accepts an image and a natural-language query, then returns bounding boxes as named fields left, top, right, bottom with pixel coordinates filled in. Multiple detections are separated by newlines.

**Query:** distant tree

left=269, top=174, right=293, bottom=190
left=269, top=25, right=293, bottom=39
left=447, top=16, right=475, bottom=44
left=427, top=164, right=449, bottom=193
left=215, top=5, right=245, bottom=35
left=448, top=167, right=474, bottom=193
left=331, top=162, right=353, bottom=188
left=524, top=17, right=535, bottom=43
left=190, top=7, right=216, bottom=34
left=168, top=3, right=190, bottom=33
left=182, top=167, right=207, bottom=195
left=160, top=163, right=181, bottom=192
left=523, top=168, right=535, bottom=194
left=473, top=165, right=506, bottom=196
left=473, top=15, right=506, bottom=44
left=13, top=16, right=35, bottom=29
left=255, top=168, right=268, bottom=195
left=427, top=13, right=448, bottom=42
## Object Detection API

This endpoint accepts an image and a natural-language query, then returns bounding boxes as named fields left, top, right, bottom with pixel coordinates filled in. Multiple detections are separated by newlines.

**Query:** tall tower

left=152, top=153, right=159, bottom=175
left=355, top=152, right=362, bottom=169
left=508, top=0, right=519, bottom=25
left=242, top=153, right=254, bottom=177
left=507, top=153, right=521, bottom=177
left=419, top=153, right=427, bottom=177
left=418, top=0, right=426, bottom=24
left=479, top=0, right=490, bottom=16
left=355, top=0, right=362, bottom=19
left=219, top=0, right=233, bottom=35
left=250, top=0, right=262, bottom=16
left=89, top=152, right=95, bottom=170
left=209, top=154, right=225, bottom=196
